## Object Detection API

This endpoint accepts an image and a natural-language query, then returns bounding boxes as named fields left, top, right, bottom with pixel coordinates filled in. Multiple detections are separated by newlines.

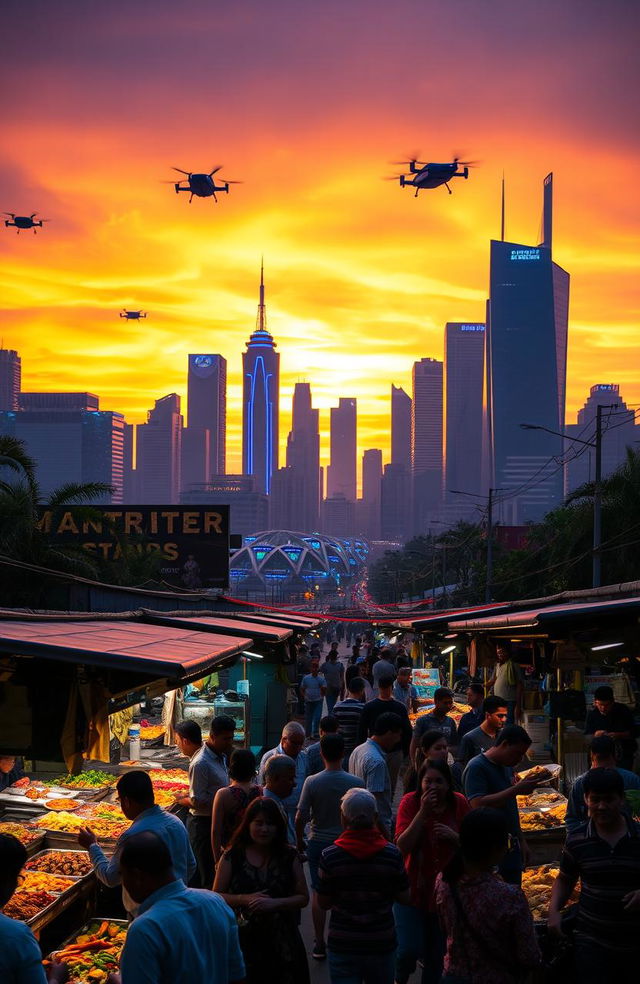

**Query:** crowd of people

left=2, top=634, right=640, bottom=984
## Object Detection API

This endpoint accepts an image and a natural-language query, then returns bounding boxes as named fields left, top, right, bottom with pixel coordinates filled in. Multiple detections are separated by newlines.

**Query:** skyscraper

left=360, top=448, right=383, bottom=540
left=327, top=398, right=357, bottom=501
left=187, top=354, right=226, bottom=474
left=391, top=385, right=411, bottom=471
left=0, top=349, right=21, bottom=411
left=136, top=393, right=183, bottom=503
left=566, top=384, right=637, bottom=494
left=283, top=382, right=320, bottom=531
left=443, top=323, right=485, bottom=519
left=242, top=263, right=280, bottom=494
left=0, top=392, right=125, bottom=503
left=411, top=357, right=443, bottom=533
left=486, top=173, right=569, bottom=523
left=381, top=463, right=411, bottom=542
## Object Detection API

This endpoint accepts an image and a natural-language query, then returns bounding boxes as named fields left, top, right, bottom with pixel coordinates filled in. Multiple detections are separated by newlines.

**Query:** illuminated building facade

left=187, top=353, right=227, bottom=475
left=242, top=264, right=280, bottom=494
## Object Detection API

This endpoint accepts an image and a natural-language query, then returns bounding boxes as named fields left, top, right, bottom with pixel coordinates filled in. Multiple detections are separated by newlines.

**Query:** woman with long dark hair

left=403, top=729, right=449, bottom=794
left=213, top=796, right=309, bottom=984
left=436, top=808, right=541, bottom=983
left=394, top=758, right=470, bottom=984
left=211, top=748, right=261, bottom=863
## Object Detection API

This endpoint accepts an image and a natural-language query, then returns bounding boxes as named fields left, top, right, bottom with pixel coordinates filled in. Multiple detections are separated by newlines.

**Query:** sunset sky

left=1, top=1, right=638, bottom=480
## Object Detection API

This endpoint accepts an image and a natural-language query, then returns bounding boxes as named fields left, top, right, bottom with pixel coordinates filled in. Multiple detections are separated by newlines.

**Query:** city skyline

left=1, top=1, right=638, bottom=482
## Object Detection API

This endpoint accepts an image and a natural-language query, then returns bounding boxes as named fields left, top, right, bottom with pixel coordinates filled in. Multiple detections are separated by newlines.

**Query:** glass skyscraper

left=486, top=174, right=570, bottom=523
left=242, top=264, right=280, bottom=494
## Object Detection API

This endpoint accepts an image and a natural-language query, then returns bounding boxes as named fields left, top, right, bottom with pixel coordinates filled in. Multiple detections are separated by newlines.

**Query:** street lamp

left=449, top=488, right=502, bottom=603
left=520, top=402, right=619, bottom=588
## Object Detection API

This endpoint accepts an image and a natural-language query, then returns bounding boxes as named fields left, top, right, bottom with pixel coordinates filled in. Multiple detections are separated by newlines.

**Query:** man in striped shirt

left=318, top=788, right=410, bottom=984
left=549, top=768, right=640, bottom=981
left=332, top=677, right=366, bottom=764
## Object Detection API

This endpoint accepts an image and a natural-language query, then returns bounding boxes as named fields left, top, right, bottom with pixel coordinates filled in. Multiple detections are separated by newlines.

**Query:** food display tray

left=25, top=866, right=96, bottom=933
left=25, top=848, right=92, bottom=880
left=48, top=917, right=129, bottom=977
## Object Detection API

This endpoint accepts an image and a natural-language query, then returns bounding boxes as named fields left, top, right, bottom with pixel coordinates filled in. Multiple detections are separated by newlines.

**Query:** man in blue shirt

left=301, top=658, right=328, bottom=737
left=107, top=831, right=245, bottom=984
left=566, top=735, right=640, bottom=832
left=410, top=687, right=459, bottom=760
left=78, top=770, right=196, bottom=913
left=457, top=684, right=485, bottom=740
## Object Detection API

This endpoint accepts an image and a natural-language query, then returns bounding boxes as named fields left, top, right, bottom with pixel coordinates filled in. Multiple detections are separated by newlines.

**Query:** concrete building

left=566, top=384, right=638, bottom=494
left=486, top=173, right=569, bottom=523
left=411, top=357, right=443, bottom=534
left=242, top=263, right=279, bottom=494
left=136, top=393, right=183, bottom=504
left=0, top=392, right=125, bottom=503
left=391, top=384, right=411, bottom=471
left=381, top=463, right=411, bottom=542
left=280, top=382, right=320, bottom=531
left=0, top=349, right=21, bottom=411
left=183, top=474, right=268, bottom=537
left=186, top=354, right=226, bottom=476
left=327, top=397, right=357, bottom=502
left=360, top=448, right=383, bottom=540
left=443, top=323, right=486, bottom=523
left=321, top=493, right=355, bottom=540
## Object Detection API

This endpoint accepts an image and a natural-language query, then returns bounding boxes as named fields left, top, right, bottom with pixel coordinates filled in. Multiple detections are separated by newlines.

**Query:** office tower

left=360, top=448, right=383, bottom=540
left=321, top=493, right=355, bottom=539
left=381, top=463, right=411, bottom=542
left=327, top=398, right=357, bottom=501
left=566, top=384, right=637, bottom=494
left=391, top=385, right=412, bottom=470
left=0, top=392, right=125, bottom=503
left=136, top=393, right=183, bottom=503
left=486, top=173, right=569, bottom=523
left=183, top=475, right=268, bottom=536
left=242, top=263, right=280, bottom=494
left=187, top=354, right=226, bottom=474
left=0, top=349, right=21, bottom=411
left=443, top=323, right=486, bottom=521
left=123, top=422, right=138, bottom=501
left=273, top=382, right=320, bottom=531
left=411, top=358, right=443, bottom=533
left=181, top=426, right=210, bottom=491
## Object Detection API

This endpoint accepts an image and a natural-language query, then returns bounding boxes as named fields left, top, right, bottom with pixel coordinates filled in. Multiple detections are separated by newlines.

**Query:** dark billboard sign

left=38, top=505, right=230, bottom=589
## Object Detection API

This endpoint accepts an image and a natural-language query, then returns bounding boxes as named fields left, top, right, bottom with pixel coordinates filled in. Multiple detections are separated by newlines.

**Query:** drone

left=170, top=166, right=241, bottom=203
left=120, top=310, right=147, bottom=320
left=389, top=156, right=476, bottom=196
left=4, top=212, right=48, bottom=233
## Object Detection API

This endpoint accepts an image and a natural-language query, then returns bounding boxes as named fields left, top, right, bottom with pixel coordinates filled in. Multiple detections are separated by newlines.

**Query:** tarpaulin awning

left=144, top=612, right=292, bottom=643
left=448, top=595, right=640, bottom=634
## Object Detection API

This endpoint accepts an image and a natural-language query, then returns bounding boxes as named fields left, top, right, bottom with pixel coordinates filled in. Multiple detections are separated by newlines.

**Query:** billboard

left=38, top=505, right=230, bottom=589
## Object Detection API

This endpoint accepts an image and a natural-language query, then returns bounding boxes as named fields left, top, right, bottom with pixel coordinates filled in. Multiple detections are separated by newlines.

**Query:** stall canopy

left=144, top=612, right=293, bottom=644
left=0, top=617, right=253, bottom=679
left=448, top=594, right=640, bottom=637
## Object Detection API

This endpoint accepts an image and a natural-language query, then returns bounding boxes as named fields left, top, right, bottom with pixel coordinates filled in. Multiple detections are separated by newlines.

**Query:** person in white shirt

left=78, top=770, right=196, bottom=914
left=100, top=831, right=245, bottom=984
left=258, top=721, right=308, bottom=824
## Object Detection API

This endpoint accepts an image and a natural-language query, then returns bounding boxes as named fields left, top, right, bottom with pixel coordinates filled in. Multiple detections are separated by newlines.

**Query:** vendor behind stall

left=0, top=756, right=25, bottom=792
left=584, top=685, right=637, bottom=771
left=486, top=643, right=524, bottom=725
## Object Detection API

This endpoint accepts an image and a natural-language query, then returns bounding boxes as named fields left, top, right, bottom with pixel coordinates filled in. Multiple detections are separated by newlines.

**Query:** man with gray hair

left=259, top=722, right=308, bottom=838
left=318, top=788, right=410, bottom=984
left=263, top=754, right=298, bottom=844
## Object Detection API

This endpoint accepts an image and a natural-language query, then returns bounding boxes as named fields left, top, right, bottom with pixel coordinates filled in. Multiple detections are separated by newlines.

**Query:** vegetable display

left=53, top=771, right=114, bottom=789
left=48, top=920, right=127, bottom=983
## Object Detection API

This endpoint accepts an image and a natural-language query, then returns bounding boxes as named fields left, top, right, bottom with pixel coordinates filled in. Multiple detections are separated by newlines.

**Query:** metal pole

left=592, top=404, right=603, bottom=588
left=485, top=488, right=494, bottom=603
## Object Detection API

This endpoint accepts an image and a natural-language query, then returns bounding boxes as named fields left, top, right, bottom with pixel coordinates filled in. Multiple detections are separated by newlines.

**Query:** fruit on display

left=53, top=771, right=114, bottom=789
left=35, top=811, right=85, bottom=832
left=0, top=822, right=41, bottom=845
left=48, top=920, right=127, bottom=983
left=26, top=852, right=93, bottom=876
left=18, top=871, right=77, bottom=893
left=152, top=788, right=180, bottom=808
left=44, top=799, right=80, bottom=811
left=522, top=865, right=580, bottom=921
left=3, top=889, right=56, bottom=920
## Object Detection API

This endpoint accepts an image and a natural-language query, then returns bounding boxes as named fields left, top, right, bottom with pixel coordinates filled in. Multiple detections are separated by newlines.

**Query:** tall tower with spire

left=242, top=262, right=280, bottom=494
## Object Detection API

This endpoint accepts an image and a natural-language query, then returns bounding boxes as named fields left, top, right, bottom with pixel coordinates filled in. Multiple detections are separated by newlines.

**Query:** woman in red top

left=394, top=758, right=470, bottom=984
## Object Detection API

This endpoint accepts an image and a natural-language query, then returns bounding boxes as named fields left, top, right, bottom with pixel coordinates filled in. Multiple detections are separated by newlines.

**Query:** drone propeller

left=390, top=150, right=424, bottom=166
left=452, top=151, right=480, bottom=167
left=382, top=174, right=404, bottom=181
left=172, top=167, right=191, bottom=176
left=2, top=212, right=16, bottom=218
left=223, top=179, right=243, bottom=185
left=208, top=166, right=223, bottom=177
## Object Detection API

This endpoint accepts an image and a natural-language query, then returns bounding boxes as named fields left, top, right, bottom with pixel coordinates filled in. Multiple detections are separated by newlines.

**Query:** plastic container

left=237, top=680, right=250, bottom=696
left=128, top=725, right=141, bottom=762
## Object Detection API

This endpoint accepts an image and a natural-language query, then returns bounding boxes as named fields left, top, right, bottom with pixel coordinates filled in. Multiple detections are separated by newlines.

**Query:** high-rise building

left=391, top=385, right=412, bottom=471
left=566, top=384, right=637, bottom=494
left=0, top=392, right=125, bottom=503
left=381, top=463, right=411, bottom=542
left=443, top=323, right=485, bottom=521
left=183, top=474, right=268, bottom=536
left=136, top=393, right=183, bottom=503
left=486, top=173, right=569, bottom=523
left=181, top=426, right=210, bottom=491
left=273, top=382, right=320, bottom=531
left=360, top=448, right=383, bottom=540
left=327, top=398, right=357, bottom=501
left=411, top=357, right=443, bottom=533
left=187, top=354, right=226, bottom=475
left=0, top=349, right=21, bottom=411
left=242, top=263, right=280, bottom=494
left=321, top=493, right=355, bottom=539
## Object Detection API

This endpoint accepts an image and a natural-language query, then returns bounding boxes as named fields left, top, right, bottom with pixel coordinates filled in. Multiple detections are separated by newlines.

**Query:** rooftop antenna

left=500, top=173, right=505, bottom=242
left=256, top=256, right=267, bottom=331
left=541, top=173, right=553, bottom=251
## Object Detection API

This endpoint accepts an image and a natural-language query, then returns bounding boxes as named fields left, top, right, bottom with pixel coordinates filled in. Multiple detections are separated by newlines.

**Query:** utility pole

left=486, top=488, right=495, bottom=603
left=592, top=404, right=603, bottom=588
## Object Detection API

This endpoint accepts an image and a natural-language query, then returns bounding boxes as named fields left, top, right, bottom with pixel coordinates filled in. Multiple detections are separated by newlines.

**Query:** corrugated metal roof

left=448, top=595, right=640, bottom=632
left=145, top=613, right=292, bottom=643
left=0, top=619, right=252, bottom=678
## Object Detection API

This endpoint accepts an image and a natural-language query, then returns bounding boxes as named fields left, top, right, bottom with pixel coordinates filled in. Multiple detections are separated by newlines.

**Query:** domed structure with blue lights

left=229, top=530, right=368, bottom=600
